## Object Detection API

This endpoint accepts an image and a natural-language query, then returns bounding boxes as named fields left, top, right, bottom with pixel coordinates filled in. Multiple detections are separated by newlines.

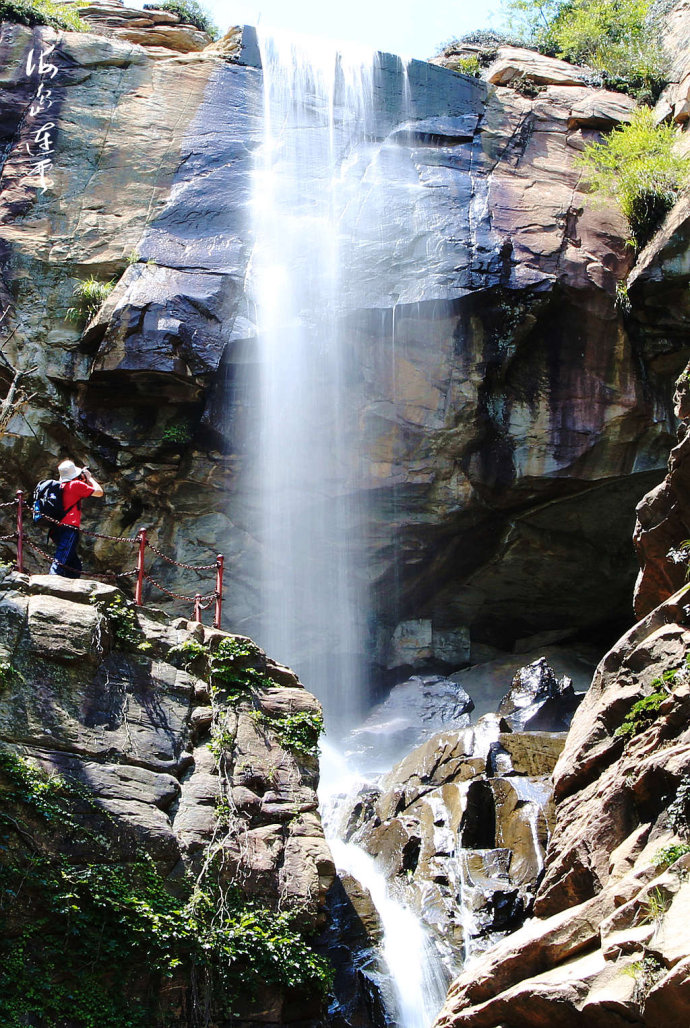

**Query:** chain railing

left=1, top=491, right=224, bottom=628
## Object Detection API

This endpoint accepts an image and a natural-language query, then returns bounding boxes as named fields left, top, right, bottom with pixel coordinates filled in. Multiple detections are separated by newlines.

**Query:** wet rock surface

left=329, top=657, right=573, bottom=982
left=344, top=675, right=475, bottom=774
left=497, top=656, right=582, bottom=732
left=434, top=585, right=690, bottom=1027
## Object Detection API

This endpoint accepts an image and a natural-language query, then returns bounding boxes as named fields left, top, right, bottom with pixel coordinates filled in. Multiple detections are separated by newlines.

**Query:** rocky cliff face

left=432, top=359, right=690, bottom=1026
left=0, top=570, right=334, bottom=1025
left=0, top=13, right=680, bottom=667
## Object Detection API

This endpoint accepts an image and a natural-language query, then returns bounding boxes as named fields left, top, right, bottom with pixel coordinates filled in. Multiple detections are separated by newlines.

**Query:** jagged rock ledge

left=0, top=569, right=334, bottom=1026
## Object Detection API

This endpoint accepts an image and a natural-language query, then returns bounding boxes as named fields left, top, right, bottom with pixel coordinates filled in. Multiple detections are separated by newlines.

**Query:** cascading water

left=330, top=839, right=449, bottom=1028
left=247, top=28, right=449, bottom=1026
left=249, top=30, right=382, bottom=733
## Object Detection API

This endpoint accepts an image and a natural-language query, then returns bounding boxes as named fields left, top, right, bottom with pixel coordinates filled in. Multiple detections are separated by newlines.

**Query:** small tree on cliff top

left=576, top=107, right=690, bottom=248
left=143, top=0, right=219, bottom=39
left=502, top=0, right=668, bottom=100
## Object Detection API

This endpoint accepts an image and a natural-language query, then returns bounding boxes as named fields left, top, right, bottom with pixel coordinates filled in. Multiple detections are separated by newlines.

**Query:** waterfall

left=247, top=28, right=453, bottom=1026
left=248, top=29, right=383, bottom=733
left=330, top=839, right=448, bottom=1028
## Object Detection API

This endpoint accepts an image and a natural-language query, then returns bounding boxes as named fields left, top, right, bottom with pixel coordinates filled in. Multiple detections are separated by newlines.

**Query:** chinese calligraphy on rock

left=25, top=42, right=60, bottom=194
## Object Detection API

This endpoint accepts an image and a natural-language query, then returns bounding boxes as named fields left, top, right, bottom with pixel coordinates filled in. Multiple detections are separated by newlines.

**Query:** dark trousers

left=49, top=525, right=82, bottom=578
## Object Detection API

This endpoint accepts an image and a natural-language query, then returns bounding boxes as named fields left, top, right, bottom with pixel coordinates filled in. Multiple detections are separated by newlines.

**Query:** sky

left=132, top=1, right=504, bottom=61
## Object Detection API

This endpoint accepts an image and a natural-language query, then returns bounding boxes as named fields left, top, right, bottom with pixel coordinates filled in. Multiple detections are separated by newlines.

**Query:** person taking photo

left=49, top=459, right=104, bottom=578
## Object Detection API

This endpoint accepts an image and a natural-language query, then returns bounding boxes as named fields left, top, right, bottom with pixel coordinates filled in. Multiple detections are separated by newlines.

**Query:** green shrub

left=66, top=276, right=115, bottom=324
left=161, top=422, right=193, bottom=446
left=0, top=0, right=88, bottom=31
left=167, top=637, right=208, bottom=668
left=576, top=108, right=689, bottom=248
left=210, top=637, right=272, bottom=694
left=143, top=0, right=218, bottom=39
left=455, top=55, right=482, bottom=77
left=501, top=0, right=669, bottom=99
left=91, top=593, right=153, bottom=654
left=669, top=778, right=690, bottom=840
left=0, top=752, right=332, bottom=1026
left=0, top=660, right=21, bottom=690
left=253, top=710, right=324, bottom=758
left=652, top=843, right=690, bottom=869
left=615, top=689, right=666, bottom=739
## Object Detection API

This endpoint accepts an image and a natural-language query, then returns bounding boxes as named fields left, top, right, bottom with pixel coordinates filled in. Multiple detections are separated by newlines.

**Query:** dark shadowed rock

left=498, top=658, right=582, bottom=732
left=345, top=675, right=474, bottom=773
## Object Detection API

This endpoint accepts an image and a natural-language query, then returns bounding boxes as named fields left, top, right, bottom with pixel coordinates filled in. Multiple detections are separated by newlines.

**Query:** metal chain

left=143, top=571, right=218, bottom=604
left=34, top=509, right=139, bottom=545
left=0, top=532, right=17, bottom=542
left=0, top=499, right=18, bottom=508
left=24, top=538, right=137, bottom=580
left=145, top=539, right=218, bottom=572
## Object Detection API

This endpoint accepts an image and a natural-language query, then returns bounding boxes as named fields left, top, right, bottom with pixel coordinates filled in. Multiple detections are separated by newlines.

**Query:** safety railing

left=1, top=491, right=224, bottom=628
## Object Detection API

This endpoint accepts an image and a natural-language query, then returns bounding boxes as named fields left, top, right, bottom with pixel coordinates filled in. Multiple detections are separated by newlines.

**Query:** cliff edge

left=0, top=570, right=334, bottom=1026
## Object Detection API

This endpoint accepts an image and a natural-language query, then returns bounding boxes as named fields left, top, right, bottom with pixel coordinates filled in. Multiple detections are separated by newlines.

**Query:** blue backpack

left=32, top=480, right=80, bottom=526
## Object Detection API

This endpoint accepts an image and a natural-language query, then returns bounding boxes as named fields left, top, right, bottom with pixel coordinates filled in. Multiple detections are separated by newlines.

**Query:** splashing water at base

left=330, top=838, right=448, bottom=1028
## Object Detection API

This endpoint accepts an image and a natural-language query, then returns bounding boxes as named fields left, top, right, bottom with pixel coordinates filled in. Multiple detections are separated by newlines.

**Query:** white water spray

left=330, top=839, right=448, bottom=1028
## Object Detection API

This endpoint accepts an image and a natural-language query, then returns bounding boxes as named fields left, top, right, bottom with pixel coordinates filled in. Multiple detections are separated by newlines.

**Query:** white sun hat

left=58, top=459, right=82, bottom=483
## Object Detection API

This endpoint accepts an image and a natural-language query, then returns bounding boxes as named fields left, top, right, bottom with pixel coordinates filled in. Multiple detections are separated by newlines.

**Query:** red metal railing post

left=15, top=491, right=24, bottom=572
left=194, top=593, right=202, bottom=624
left=135, top=528, right=147, bottom=606
left=214, top=554, right=224, bottom=629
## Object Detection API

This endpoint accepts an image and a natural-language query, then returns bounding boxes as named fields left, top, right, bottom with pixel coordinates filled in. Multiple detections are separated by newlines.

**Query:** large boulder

left=433, top=586, right=690, bottom=1027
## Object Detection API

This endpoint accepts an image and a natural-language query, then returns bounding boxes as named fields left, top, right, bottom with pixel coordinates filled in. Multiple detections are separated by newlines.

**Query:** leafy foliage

left=0, top=0, right=88, bottom=31
left=167, top=636, right=208, bottom=668
left=161, top=421, right=193, bottom=446
left=576, top=108, right=689, bottom=247
left=143, top=0, right=218, bottom=39
left=210, top=636, right=272, bottom=693
left=615, top=689, right=666, bottom=739
left=91, top=592, right=153, bottom=653
left=501, top=0, right=669, bottom=100
left=0, top=660, right=21, bottom=690
left=253, top=710, right=324, bottom=757
left=652, top=843, right=690, bottom=869
left=669, top=777, right=690, bottom=840
left=0, top=750, right=332, bottom=1027
left=455, top=55, right=482, bottom=77
left=66, top=276, right=115, bottom=324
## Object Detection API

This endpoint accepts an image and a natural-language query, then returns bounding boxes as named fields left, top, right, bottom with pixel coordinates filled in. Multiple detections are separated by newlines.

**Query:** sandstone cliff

left=0, top=13, right=682, bottom=668
left=0, top=570, right=334, bottom=1026
left=433, top=367, right=690, bottom=1027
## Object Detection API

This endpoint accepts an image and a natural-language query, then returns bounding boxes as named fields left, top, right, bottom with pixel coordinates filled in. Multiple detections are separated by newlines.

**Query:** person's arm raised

left=83, top=469, right=104, bottom=498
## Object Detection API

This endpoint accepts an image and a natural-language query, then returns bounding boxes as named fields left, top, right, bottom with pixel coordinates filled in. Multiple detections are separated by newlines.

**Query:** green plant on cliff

left=0, top=660, right=21, bottom=691
left=0, top=750, right=332, bottom=1026
left=66, top=276, right=115, bottom=324
left=668, top=777, right=690, bottom=839
left=502, top=0, right=668, bottom=100
left=210, top=637, right=272, bottom=693
left=161, top=421, right=193, bottom=447
left=576, top=108, right=689, bottom=248
left=90, top=593, right=153, bottom=653
left=143, top=0, right=219, bottom=39
left=252, top=710, right=324, bottom=758
left=0, top=0, right=88, bottom=31
left=652, top=842, right=690, bottom=869
left=455, top=55, right=482, bottom=77
left=615, top=688, right=667, bottom=739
